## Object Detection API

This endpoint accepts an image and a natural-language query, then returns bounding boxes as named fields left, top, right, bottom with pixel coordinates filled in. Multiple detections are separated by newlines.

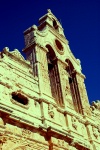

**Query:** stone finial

left=14, top=48, right=18, bottom=51
left=47, top=9, right=51, bottom=13
left=32, top=25, right=37, bottom=30
left=11, top=49, right=25, bottom=61
left=3, top=47, right=9, bottom=52
left=77, top=59, right=81, bottom=64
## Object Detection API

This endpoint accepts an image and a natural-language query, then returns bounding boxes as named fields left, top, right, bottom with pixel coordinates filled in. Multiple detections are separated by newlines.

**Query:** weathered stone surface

left=0, top=9, right=100, bottom=150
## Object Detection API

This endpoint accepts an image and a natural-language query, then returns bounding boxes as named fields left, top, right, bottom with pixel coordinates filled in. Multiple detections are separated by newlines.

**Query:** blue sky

left=0, top=0, right=100, bottom=104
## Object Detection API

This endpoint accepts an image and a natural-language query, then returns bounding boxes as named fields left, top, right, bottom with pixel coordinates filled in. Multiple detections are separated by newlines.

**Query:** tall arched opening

left=46, top=45, right=63, bottom=106
left=66, top=59, right=83, bottom=114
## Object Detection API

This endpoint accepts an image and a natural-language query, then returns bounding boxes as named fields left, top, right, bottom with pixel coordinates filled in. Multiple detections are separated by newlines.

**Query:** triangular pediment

left=11, top=49, right=25, bottom=61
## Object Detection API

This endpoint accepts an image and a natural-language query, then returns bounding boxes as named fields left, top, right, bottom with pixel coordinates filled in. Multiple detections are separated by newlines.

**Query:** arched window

left=53, top=20, right=58, bottom=30
left=46, top=45, right=63, bottom=106
left=66, top=59, right=83, bottom=114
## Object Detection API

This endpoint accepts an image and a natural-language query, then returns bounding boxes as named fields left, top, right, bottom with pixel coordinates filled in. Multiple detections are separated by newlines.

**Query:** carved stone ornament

left=58, top=139, right=68, bottom=148
left=51, top=137, right=69, bottom=148
left=3, top=47, right=9, bottom=52
left=71, top=116, right=78, bottom=130
left=48, top=104, right=55, bottom=118
left=91, top=100, right=100, bottom=111
left=92, top=126, right=99, bottom=139
left=22, top=129, right=32, bottom=138
left=11, top=49, right=25, bottom=61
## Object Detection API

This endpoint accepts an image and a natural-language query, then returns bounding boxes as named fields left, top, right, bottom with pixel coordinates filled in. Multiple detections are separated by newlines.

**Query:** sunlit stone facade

left=0, top=9, right=100, bottom=150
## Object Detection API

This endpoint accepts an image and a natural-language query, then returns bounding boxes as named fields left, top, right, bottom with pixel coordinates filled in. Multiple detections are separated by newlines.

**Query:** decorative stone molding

left=11, top=49, right=25, bottom=61
left=71, top=116, right=78, bottom=130
left=3, top=47, right=9, bottom=53
left=92, top=126, right=99, bottom=139
left=51, top=137, right=69, bottom=149
left=48, top=104, right=55, bottom=118
left=22, top=129, right=31, bottom=138
left=91, top=100, right=100, bottom=111
left=58, top=139, right=69, bottom=148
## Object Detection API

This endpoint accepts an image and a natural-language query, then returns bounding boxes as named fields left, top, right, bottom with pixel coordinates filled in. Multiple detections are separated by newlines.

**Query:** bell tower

left=23, top=9, right=91, bottom=115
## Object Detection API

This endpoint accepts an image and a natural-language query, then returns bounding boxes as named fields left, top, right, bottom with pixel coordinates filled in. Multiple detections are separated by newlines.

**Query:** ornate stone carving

left=92, top=126, right=99, bottom=139
left=71, top=116, right=78, bottom=130
left=3, top=47, right=9, bottom=52
left=0, top=9, right=100, bottom=150
left=11, top=49, right=25, bottom=61
left=58, top=139, right=68, bottom=148
left=91, top=100, right=100, bottom=111
left=22, top=129, right=32, bottom=138
left=51, top=137, right=69, bottom=149
left=48, top=104, right=54, bottom=118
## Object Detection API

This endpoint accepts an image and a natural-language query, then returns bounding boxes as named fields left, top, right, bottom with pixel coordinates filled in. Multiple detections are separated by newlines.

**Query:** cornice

left=2, top=48, right=31, bottom=68
left=49, top=26, right=68, bottom=44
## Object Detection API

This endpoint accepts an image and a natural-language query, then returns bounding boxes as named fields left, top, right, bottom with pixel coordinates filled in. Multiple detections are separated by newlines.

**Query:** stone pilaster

left=35, top=45, right=52, bottom=97
left=76, top=72, right=91, bottom=116
left=57, top=59, right=75, bottom=110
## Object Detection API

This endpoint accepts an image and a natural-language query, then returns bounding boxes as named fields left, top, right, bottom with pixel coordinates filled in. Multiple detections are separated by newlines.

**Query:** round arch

left=46, top=44, right=56, bottom=60
left=65, top=58, right=83, bottom=114
left=46, top=44, right=64, bottom=106
left=65, top=59, right=74, bottom=71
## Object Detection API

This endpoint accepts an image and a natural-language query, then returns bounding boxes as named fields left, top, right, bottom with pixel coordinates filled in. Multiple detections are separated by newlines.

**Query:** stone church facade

left=0, top=9, right=100, bottom=150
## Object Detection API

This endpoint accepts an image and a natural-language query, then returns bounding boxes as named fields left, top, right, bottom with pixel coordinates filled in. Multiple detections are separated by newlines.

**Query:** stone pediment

left=11, top=49, right=25, bottom=61
left=2, top=47, right=25, bottom=61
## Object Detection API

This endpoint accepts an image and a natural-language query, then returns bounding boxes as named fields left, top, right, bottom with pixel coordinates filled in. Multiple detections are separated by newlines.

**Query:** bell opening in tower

left=46, top=45, right=64, bottom=106
left=66, top=59, right=83, bottom=114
